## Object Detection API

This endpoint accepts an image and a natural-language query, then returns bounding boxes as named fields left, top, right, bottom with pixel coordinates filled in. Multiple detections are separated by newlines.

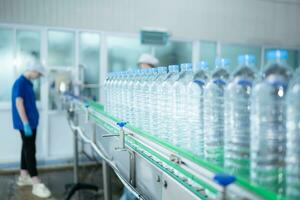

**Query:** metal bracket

left=102, top=134, right=120, bottom=138
left=84, top=106, right=89, bottom=123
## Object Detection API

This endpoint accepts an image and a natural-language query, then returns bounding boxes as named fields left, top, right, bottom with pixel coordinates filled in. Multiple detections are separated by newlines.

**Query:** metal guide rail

left=62, top=93, right=284, bottom=200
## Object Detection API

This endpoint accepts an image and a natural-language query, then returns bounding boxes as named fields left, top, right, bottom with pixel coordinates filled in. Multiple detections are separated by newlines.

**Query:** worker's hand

left=23, top=123, right=33, bottom=137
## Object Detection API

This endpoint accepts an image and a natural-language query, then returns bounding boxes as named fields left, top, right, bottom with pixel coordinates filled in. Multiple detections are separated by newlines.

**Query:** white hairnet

left=138, top=53, right=159, bottom=65
left=26, top=60, right=46, bottom=76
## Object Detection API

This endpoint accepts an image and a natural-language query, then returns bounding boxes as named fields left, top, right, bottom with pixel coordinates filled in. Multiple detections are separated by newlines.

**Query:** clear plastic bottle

left=134, top=69, right=148, bottom=128
left=126, top=69, right=139, bottom=125
left=149, top=67, right=169, bottom=136
left=224, top=55, right=256, bottom=179
left=115, top=71, right=125, bottom=119
left=132, top=69, right=143, bottom=127
left=160, top=65, right=180, bottom=141
left=286, top=68, right=300, bottom=200
left=110, top=72, right=119, bottom=116
left=172, top=63, right=194, bottom=148
left=251, top=50, right=292, bottom=195
left=143, top=68, right=159, bottom=133
left=204, top=58, right=230, bottom=167
left=121, top=71, right=131, bottom=121
left=104, top=72, right=112, bottom=113
left=186, top=61, right=208, bottom=156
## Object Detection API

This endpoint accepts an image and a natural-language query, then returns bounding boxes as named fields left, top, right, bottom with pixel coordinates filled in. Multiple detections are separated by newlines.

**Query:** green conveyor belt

left=84, top=100, right=285, bottom=200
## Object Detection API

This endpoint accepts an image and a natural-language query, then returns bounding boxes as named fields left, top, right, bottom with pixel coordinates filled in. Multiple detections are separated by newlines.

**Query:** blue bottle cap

left=238, top=54, right=256, bottom=66
left=141, top=68, right=148, bottom=74
left=151, top=68, right=158, bottom=73
left=215, top=58, right=230, bottom=68
left=168, top=65, right=179, bottom=72
left=135, top=69, right=141, bottom=75
left=197, top=61, right=209, bottom=70
left=157, top=66, right=168, bottom=73
left=267, top=49, right=288, bottom=62
left=180, top=63, right=193, bottom=72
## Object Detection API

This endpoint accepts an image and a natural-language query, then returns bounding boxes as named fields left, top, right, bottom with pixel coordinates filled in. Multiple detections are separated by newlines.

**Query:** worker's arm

left=16, top=97, right=32, bottom=136
left=16, top=97, right=29, bottom=124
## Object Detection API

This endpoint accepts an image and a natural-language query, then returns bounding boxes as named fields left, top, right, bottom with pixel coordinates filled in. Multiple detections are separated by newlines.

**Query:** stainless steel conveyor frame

left=62, top=93, right=284, bottom=200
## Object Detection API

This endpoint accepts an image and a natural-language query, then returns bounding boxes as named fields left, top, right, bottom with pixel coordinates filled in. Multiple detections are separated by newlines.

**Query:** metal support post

left=102, top=160, right=112, bottom=200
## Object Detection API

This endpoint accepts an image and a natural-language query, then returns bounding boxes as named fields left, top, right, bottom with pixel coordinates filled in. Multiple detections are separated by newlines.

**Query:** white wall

left=0, top=0, right=300, bottom=47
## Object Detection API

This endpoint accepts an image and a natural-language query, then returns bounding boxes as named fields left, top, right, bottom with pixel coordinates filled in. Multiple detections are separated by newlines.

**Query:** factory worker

left=120, top=53, right=159, bottom=200
left=138, top=53, right=159, bottom=69
left=11, top=60, right=52, bottom=198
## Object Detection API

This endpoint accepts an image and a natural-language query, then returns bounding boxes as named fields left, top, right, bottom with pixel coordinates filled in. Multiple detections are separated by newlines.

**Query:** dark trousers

left=19, top=129, right=38, bottom=177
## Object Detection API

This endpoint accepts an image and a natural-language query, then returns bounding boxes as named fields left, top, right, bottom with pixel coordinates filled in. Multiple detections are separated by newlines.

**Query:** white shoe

left=17, top=175, right=32, bottom=186
left=32, top=183, right=51, bottom=198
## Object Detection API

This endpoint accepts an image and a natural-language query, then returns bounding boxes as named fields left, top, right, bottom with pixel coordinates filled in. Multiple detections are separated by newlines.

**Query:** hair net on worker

left=138, top=53, right=159, bottom=65
left=25, top=60, right=46, bottom=76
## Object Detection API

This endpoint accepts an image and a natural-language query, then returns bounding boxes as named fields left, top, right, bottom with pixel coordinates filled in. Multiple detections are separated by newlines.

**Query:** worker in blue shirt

left=12, top=61, right=51, bottom=198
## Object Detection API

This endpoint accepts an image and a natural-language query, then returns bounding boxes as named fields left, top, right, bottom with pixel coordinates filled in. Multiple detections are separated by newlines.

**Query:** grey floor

left=0, top=164, right=123, bottom=200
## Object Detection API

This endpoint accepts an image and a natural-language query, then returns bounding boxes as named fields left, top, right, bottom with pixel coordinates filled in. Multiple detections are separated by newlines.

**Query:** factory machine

left=60, top=92, right=283, bottom=200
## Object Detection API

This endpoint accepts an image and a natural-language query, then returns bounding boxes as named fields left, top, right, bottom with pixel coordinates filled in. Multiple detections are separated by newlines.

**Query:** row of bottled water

left=103, top=50, right=299, bottom=199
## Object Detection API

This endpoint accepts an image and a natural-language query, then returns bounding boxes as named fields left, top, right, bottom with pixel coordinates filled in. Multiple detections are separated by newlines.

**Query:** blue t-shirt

left=12, top=75, right=39, bottom=130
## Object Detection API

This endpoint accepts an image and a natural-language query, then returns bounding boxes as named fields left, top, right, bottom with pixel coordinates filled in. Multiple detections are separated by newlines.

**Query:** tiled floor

left=0, top=164, right=123, bottom=200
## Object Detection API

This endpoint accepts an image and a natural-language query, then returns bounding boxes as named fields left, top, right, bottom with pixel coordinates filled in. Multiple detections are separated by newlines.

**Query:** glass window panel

left=155, top=41, right=192, bottom=66
left=48, top=30, right=75, bottom=67
left=107, top=36, right=151, bottom=72
left=221, top=44, right=262, bottom=72
left=264, top=48, right=299, bottom=69
left=16, top=30, right=41, bottom=100
left=79, top=32, right=100, bottom=100
left=0, top=28, right=14, bottom=101
left=199, top=41, right=217, bottom=72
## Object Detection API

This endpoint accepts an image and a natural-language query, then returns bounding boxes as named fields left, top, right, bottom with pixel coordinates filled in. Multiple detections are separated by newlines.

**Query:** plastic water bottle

left=172, top=63, right=194, bottom=148
left=104, top=73, right=112, bottom=113
left=133, top=69, right=148, bottom=128
left=149, top=67, right=169, bottom=136
left=251, top=50, right=292, bottom=195
left=118, top=71, right=126, bottom=120
left=110, top=72, right=119, bottom=116
left=138, top=69, right=153, bottom=129
left=121, top=71, right=131, bottom=121
left=132, top=69, right=142, bottom=127
left=186, top=61, right=208, bottom=156
left=224, top=55, right=256, bottom=179
left=160, top=65, right=180, bottom=141
left=143, top=68, right=159, bottom=133
left=286, top=68, right=300, bottom=200
left=204, top=58, right=230, bottom=166
left=115, top=72, right=125, bottom=119
left=127, top=70, right=138, bottom=124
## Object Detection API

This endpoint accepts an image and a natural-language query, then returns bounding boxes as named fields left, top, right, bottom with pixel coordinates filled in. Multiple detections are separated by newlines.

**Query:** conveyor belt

left=63, top=94, right=284, bottom=200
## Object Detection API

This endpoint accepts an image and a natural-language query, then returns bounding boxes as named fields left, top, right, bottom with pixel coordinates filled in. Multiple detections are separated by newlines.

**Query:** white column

left=12, top=27, right=17, bottom=78
left=192, top=40, right=200, bottom=70
left=41, top=27, right=50, bottom=157
left=216, top=42, right=222, bottom=58
left=261, top=46, right=265, bottom=69
left=74, top=30, right=80, bottom=96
